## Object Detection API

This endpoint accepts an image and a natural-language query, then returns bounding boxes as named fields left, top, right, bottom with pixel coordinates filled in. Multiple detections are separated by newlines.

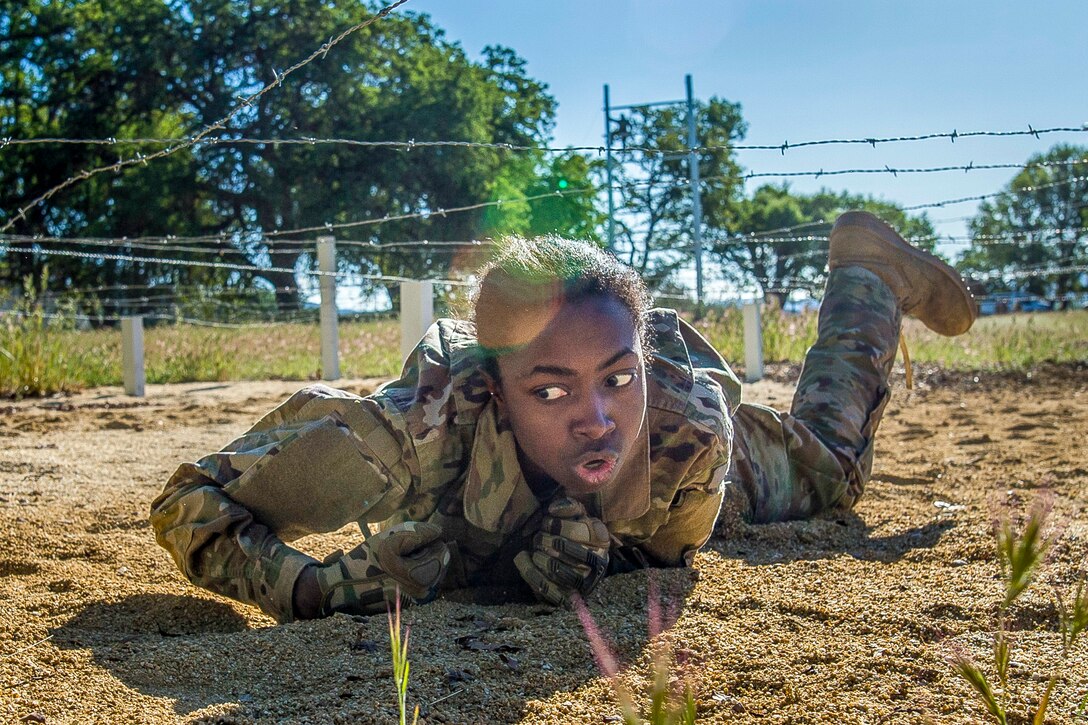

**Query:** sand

left=1, top=364, right=1086, bottom=724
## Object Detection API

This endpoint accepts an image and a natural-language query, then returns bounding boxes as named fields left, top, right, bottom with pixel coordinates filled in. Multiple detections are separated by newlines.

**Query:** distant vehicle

left=977, top=293, right=1057, bottom=315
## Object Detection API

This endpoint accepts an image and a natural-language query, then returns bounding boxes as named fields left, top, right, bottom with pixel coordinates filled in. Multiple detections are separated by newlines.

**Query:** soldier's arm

left=151, top=465, right=319, bottom=621
left=637, top=447, right=729, bottom=567
left=150, top=386, right=417, bottom=622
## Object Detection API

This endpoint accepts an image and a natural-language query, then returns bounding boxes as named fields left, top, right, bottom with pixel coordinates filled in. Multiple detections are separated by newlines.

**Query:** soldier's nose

left=572, top=394, right=615, bottom=440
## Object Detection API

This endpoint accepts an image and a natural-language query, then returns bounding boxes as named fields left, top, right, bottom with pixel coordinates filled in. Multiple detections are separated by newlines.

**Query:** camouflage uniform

left=150, top=266, right=898, bottom=622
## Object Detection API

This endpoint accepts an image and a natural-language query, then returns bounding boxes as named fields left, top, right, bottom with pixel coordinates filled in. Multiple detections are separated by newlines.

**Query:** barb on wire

left=0, top=0, right=411, bottom=234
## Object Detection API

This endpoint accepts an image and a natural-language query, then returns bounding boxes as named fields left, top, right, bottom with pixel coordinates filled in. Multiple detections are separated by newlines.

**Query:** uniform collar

left=463, top=399, right=651, bottom=533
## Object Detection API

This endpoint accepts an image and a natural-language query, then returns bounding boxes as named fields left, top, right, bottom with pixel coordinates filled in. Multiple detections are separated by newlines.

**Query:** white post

left=400, top=280, right=434, bottom=363
left=121, top=316, right=145, bottom=397
left=317, top=236, right=339, bottom=381
left=743, top=301, right=763, bottom=383
left=685, top=74, right=704, bottom=306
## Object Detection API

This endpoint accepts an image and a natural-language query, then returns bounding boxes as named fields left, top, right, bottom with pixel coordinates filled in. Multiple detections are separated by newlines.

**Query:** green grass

left=0, top=316, right=402, bottom=397
left=900, top=310, right=1088, bottom=369
left=2, top=303, right=1086, bottom=398
left=692, top=306, right=1088, bottom=370
left=691, top=305, right=819, bottom=365
left=948, top=496, right=1088, bottom=725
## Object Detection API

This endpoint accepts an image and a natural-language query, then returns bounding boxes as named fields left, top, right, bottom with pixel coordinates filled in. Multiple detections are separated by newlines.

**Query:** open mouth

left=573, top=451, right=619, bottom=487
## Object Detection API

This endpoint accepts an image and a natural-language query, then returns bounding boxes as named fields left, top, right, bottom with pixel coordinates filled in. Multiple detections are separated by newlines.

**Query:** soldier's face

left=493, top=293, right=647, bottom=499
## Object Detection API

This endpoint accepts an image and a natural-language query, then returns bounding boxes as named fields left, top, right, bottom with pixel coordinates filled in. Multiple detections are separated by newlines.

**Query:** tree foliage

left=0, top=0, right=597, bottom=314
left=720, top=185, right=938, bottom=305
left=604, top=97, right=746, bottom=292
left=959, top=144, right=1088, bottom=301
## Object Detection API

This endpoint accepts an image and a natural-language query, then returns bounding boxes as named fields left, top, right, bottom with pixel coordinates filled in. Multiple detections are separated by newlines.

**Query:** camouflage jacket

left=150, top=309, right=741, bottom=621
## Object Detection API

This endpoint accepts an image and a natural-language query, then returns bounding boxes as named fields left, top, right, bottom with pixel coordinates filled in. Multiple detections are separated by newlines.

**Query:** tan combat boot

left=829, top=211, right=977, bottom=336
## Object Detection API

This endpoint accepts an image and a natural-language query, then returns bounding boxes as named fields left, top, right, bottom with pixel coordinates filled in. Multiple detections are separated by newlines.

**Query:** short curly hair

left=472, top=236, right=651, bottom=363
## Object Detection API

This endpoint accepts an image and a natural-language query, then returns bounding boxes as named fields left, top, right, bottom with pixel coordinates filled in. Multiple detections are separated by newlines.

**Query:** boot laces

left=898, top=332, right=913, bottom=390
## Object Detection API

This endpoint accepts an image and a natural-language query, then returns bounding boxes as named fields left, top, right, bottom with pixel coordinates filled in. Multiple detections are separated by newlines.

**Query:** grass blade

left=949, top=648, right=1007, bottom=725
left=994, top=630, right=1010, bottom=691
left=1057, top=575, right=1088, bottom=650
left=997, top=497, right=1052, bottom=609
left=387, top=587, right=415, bottom=725
left=1033, top=675, right=1057, bottom=725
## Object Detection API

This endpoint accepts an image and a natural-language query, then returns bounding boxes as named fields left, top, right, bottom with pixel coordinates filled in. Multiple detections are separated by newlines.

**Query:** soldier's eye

left=533, top=386, right=568, bottom=401
left=606, top=371, right=636, bottom=388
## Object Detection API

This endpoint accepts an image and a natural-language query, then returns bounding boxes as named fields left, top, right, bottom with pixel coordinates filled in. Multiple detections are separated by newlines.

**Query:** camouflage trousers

left=721, top=266, right=901, bottom=528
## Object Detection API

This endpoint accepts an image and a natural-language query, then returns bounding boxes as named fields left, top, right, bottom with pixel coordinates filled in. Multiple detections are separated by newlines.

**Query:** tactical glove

left=314, top=521, right=450, bottom=616
left=514, top=498, right=611, bottom=607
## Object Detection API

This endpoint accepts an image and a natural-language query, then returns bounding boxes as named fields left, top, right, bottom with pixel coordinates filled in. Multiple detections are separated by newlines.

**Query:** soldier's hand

left=315, top=521, right=450, bottom=616
left=514, top=498, right=611, bottom=607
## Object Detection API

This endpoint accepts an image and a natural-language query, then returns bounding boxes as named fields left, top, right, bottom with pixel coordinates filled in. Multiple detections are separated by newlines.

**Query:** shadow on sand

left=708, top=509, right=956, bottom=566
left=51, top=572, right=698, bottom=720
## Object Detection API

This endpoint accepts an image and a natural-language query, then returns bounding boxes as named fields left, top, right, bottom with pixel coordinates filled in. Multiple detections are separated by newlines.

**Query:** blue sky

left=407, top=0, right=1087, bottom=274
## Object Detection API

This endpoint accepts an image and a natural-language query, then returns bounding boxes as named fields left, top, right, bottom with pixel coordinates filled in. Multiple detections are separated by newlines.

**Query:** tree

left=0, top=0, right=223, bottom=297
left=717, top=185, right=939, bottom=306
left=604, top=97, right=747, bottom=292
left=0, top=1, right=599, bottom=316
left=958, top=144, right=1087, bottom=302
left=483, top=152, right=604, bottom=241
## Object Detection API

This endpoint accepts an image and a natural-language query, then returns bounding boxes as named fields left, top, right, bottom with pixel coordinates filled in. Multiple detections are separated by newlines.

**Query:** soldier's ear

left=483, top=370, right=504, bottom=404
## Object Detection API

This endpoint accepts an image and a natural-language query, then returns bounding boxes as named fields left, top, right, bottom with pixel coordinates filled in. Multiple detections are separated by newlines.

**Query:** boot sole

left=831, top=211, right=978, bottom=336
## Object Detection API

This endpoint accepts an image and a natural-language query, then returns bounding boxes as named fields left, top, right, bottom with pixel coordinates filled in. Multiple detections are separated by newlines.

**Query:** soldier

left=150, top=211, right=975, bottom=622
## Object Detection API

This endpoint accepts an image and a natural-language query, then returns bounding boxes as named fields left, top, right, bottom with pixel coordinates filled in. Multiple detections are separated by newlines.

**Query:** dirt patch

left=2, top=370, right=1086, bottom=723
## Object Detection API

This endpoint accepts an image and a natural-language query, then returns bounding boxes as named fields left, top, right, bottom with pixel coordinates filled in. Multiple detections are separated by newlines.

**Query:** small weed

left=387, top=588, right=420, bottom=725
left=947, top=495, right=1088, bottom=723
left=574, top=576, right=697, bottom=725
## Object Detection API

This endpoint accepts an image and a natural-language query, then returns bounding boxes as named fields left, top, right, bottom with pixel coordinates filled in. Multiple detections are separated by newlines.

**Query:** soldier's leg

left=719, top=211, right=976, bottom=526
left=723, top=267, right=899, bottom=524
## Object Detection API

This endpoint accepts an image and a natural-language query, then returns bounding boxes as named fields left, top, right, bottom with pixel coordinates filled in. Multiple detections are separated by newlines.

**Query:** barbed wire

left=975, top=291, right=1086, bottom=304
left=901, top=175, right=1088, bottom=212
left=0, top=244, right=475, bottom=286
left=0, top=0, right=411, bottom=235
left=975, top=263, right=1088, bottom=281
left=709, top=227, right=1088, bottom=248
left=263, top=186, right=596, bottom=238
left=738, top=158, right=1087, bottom=182
left=720, top=174, right=1088, bottom=240
left=3, top=124, right=1084, bottom=155
left=3, top=228, right=1082, bottom=302
left=6, top=268, right=1083, bottom=329
left=0, top=236, right=497, bottom=258
left=0, top=308, right=343, bottom=328
left=18, top=153, right=1079, bottom=245
left=4, top=162, right=1083, bottom=249
left=723, top=263, right=1088, bottom=295
left=9, top=225, right=1083, bottom=255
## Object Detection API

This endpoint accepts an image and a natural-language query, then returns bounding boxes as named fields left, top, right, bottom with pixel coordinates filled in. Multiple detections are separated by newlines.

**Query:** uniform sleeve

left=634, top=312, right=736, bottom=567
left=150, top=384, right=419, bottom=622
left=638, top=455, right=727, bottom=567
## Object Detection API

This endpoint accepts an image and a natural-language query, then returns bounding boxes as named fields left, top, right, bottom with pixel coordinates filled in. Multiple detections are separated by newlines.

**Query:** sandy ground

left=1, top=364, right=1087, bottom=724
